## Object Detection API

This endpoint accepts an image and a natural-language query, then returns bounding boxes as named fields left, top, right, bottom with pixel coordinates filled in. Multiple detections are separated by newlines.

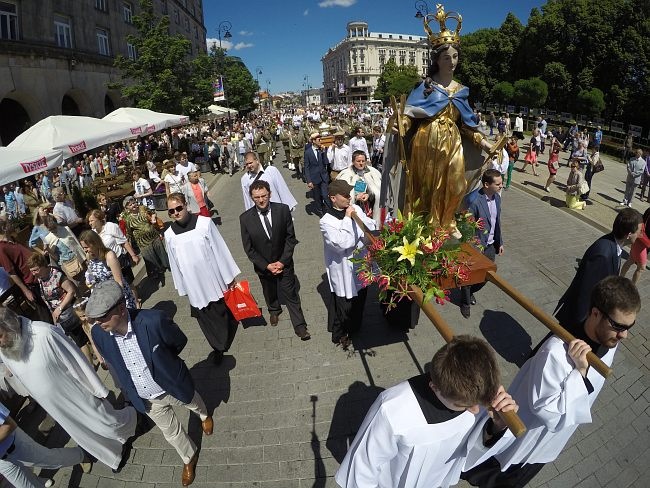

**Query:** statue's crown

left=420, top=3, right=462, bottom=49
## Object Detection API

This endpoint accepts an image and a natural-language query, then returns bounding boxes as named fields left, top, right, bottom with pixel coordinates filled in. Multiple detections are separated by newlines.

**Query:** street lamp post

left=255, top=67, right=263, bottom=109
left=303, top=74, right=311, bottom=107
left=217, top=21, right=232, bottom=50
left=266, top=79, right=271, bottom=111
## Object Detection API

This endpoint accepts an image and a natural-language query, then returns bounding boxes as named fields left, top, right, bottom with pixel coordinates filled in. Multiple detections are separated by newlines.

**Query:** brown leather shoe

left=182, top=453, right=198, bottom=486
left=201, top=416, right=213, bottom=435
left=295, top=325, right=311, bottom=341
left=269, top=313, right=279, bottom=326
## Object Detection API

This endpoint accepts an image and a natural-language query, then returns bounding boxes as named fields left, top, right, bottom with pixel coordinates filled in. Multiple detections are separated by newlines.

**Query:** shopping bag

left=223, top=280, right=262, bottom=321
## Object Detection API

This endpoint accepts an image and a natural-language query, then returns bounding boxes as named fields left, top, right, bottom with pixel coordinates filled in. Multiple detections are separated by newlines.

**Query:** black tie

left=260, top=208, right=272, bottom=239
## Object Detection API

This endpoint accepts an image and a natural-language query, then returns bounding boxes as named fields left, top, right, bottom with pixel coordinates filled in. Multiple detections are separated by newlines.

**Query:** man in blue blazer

left=88, top=280, right=213, bottom=486
left=303, top=132, right=331, bottom=215
left=460, top=169, right=504, bottom=318
left=554, top=208, right=642, bottom=332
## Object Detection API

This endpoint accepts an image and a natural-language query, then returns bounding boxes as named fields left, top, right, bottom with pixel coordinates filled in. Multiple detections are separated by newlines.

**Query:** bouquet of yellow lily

left=353, top=210, right=483, bottom=310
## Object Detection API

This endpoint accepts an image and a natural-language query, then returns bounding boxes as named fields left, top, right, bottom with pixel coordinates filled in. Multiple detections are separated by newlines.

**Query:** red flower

left=377, top=274, right=390, bottom=291
left=476, top=218, right=486, bottom=231
left=370, top=238, right=386, bottom=252
left=435, top=289, right=451, bottom=305
left=387, top=219, right=404, bottom=233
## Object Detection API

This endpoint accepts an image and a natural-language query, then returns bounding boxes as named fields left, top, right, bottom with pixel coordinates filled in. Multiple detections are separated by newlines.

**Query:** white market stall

left=206, top=105, right=238, bottom=118
left=0, top=148, right=64, bottom=186
left=103, top=107, right=189, bottom=134
left=7, top=115, right=148, bottom=159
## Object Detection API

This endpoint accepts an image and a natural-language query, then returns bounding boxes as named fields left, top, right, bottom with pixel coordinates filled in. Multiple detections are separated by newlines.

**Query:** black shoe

left=295, top=325, right=311, bottom=341
left=470, top=294, right=477, bottom=306
left=460, top=305, right=471, bottom=319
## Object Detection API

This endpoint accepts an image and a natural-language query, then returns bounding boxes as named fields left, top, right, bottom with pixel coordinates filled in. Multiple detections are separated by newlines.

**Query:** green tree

left=485, top=13, right=524, bottom=83
left=373, top=60, right=421, bottom=103
left=542, top=62, right=572, bottom=110
left=513, top=77, right=548, bottom=108
left=490, top=81, right=514, bottom=104
left=188, top=45, right=257, bottom=113
left=576, top=88, right=606, bottom=118
left=455, top=28, right=498, bottom=103
left=112, top=0, right=192, bottom=114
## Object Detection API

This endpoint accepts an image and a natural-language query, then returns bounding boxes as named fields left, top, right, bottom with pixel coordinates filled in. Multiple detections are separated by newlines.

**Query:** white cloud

left=239, top=30, right=253, bottom=36
left=233, top=42, right=254, bottom=50
left=206, top=38, right=254, bottom=51
left=318, top=0, right=356, bottom=7
left=303, top=8, right=309, bottom=16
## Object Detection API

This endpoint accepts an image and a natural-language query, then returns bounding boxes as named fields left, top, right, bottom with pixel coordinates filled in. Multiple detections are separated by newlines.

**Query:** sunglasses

left=598, top=308, right=635, bottom=333
left=167, top=205, right=184, bottom=216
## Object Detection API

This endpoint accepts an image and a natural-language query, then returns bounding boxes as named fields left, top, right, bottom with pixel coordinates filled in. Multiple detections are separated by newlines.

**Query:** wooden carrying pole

left=485, top=271, right=612, bottom=378
left=351, top=213, right=527, bottom=438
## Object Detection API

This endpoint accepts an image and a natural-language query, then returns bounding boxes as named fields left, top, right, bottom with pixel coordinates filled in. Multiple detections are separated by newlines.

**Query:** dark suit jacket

left=91, top=309, right=195, bottom=414
left=554, top=233, right=620, bottom=329
left=467, top=189, right=503, bottom=249
left=303, top=144, right=329, bottom=185
left=239, top=202, right=297, bottom=275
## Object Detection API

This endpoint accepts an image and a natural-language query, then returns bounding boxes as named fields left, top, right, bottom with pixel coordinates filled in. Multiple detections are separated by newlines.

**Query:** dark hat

left=86, top=280, right=125, bottom=319
left=328, top=180, right=354, bottom=197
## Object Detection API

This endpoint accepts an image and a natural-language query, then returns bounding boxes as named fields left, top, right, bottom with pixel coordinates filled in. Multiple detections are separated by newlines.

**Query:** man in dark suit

left=303, top=132, right=331, bottom=215
left=239, top=180, right=311, bottom=340
left=554, top=207, right=642, bottom=331
left=88, top=280, right=213, bottom=486
left=460, top=169, right=504, bottom=318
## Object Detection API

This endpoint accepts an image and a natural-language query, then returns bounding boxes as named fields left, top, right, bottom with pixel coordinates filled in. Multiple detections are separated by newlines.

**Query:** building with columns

left=321, top=21, right=429, bottom=105
left=0, top=0, right=206, bottom=145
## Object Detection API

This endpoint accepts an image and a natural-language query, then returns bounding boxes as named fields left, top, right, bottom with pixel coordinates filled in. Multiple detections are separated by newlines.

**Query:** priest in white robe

left=336, top=336, right=517, bottom=488
left=319, top=180, right=376, bottom=349
left=462, top=276, right=640, bottom=488
left=164, top=192, right=241, bottom=365
left=241, top=151, right=297, bottom=211
left=0, top=308, right=136, bottom=471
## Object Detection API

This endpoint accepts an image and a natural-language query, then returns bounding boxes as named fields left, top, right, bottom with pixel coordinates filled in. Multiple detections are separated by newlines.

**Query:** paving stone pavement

left=37, top=146, right=648, bottom=488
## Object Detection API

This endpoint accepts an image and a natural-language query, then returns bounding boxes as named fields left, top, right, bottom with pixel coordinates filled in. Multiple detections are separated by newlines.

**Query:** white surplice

left=465, top=335, right=616, bottom=471
left=0, top=319, right=136, bottom=469
left=241, top=166, right=298, bottom=211
left=164, top=215, right=241, bottom=309
left=336, top=380, right=476, bottom=488
left=320, top=204, right=376, bottom=299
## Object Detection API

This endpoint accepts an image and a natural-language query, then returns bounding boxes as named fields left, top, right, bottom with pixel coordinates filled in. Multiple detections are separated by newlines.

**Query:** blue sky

left=203, top=0, right=547, bottom=93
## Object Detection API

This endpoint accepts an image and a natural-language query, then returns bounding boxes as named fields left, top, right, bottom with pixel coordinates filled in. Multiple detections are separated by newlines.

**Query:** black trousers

left=190, top=298, right=238, bottom=353
left=461, top=456, right=544, bottom=488
left=328, top=287, right=368, bottom=343
left=311, top=180, right=330, bottom=211
left=461, top=243, right=496, bottom=306
left=258, top=268, right=307, bottom=330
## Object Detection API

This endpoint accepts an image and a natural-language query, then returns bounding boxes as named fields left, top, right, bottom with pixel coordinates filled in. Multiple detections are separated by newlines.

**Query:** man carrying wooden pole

left=461, top=276, right=640, bottom=488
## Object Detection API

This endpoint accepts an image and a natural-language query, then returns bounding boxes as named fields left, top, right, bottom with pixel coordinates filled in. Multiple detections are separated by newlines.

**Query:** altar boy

left=462, top=276, right=640, bottom=487
left=335, top=335, right=518, bottom=488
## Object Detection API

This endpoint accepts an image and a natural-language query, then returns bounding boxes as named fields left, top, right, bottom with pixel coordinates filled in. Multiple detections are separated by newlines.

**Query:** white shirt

left=98, top=222, right=127, bottom=257
left=175, top=162, right=196, bottom=182
left=164, top=172, right=183, bottom=194
left=53, top=201, right=80, bottom=226
left=240, top=166, right=297, bottom=211
left=349, top=136, right=370, bottom=160
left=327, top=144, right=352, bottom=172
left=112, top=319, right=165, bottom=400
left=257, top=207, right=273, bottom=239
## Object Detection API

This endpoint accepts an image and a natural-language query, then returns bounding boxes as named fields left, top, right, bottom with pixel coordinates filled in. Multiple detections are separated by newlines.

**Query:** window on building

left=409, top=52, right=416, bottom=64
left=388, top=34, right=392, bottom=39
left=190, top=2, right=195, bottom=16
left=54, top=15, right=72, bottom=48
left=360, top=64, right=365, bottom=72
left=184, top=16, right=189, bottom=31
left=123, top=2, right=133, bottom=23
left=127, top=42, right=137, bottom=60
left=194, top=25, right=198, bottom=39
left=96, top=28, right=110, bottom=55
left=161, top=0, right=168, bottom=15
left=95, top=0, right=108, bottom=12
left=378, top=34, right=382, bottom=38
left=174, top=8, right=180, bottom=24
left=0, top=2, right=18, bottom=40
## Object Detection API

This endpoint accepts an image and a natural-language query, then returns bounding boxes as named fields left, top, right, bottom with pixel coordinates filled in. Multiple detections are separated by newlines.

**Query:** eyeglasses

left=167, top=205, right=184, bottom=216
left=598, top=308, right=635, bottom=333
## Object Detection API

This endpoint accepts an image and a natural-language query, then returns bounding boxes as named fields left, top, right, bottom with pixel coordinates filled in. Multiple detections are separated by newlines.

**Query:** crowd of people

left=0, top=97, right=645, bottom=488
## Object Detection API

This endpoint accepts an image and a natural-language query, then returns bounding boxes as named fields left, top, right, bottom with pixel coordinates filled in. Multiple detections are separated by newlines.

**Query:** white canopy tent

left=207, top=105, right=238, bottom=118
left=7, top=115, right=148, bottom=159
left=103, top=107, right=189, bottom=133
left=0, top=148, right=64, bottom=186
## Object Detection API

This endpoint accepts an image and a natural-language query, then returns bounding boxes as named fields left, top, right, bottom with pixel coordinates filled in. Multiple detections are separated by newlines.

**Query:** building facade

left=0, top=0, right=206, bottom=145
left=321, top=21, right=429, bottom=105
